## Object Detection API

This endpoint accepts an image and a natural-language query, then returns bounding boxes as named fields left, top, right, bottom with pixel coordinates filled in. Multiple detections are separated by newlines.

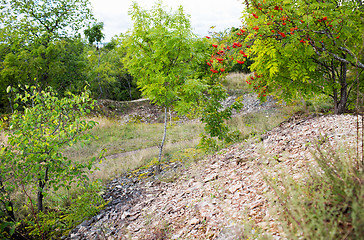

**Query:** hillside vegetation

left=1, top=0, right=363, bottom=239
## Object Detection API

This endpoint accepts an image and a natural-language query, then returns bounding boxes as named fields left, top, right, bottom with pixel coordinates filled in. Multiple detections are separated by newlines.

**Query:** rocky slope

left=67, top=112, right=362, bottom=240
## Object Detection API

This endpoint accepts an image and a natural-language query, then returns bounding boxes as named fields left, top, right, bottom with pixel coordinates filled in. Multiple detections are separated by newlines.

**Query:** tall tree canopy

left=123, top=1, right=199, bottom=108
left=1, top=0, right=94, bottom=44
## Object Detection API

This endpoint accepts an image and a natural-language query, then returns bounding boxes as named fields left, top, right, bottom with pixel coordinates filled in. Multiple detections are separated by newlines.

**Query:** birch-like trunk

left=156, top=107, right=168, bottom=174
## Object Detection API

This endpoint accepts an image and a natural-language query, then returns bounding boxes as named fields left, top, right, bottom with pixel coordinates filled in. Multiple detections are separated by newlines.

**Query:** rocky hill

left=67, top=112, right=361, bottom=240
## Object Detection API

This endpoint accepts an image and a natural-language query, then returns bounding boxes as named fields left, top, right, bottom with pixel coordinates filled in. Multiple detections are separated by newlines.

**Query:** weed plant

left=24, top=181, right=106, bottom=239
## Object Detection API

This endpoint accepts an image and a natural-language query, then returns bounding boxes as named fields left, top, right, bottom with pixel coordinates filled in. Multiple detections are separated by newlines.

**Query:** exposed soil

left=96, top=98, right=165, bottom=124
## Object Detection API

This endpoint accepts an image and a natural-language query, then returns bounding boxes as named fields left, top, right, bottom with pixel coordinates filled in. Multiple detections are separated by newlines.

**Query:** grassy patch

left=228, top=107, right=290, bottom=141
left=66, top=118, right=204, bottom=157
left=222, top=72, right=252, bottom=94
left=63, top=118, right=205, bottom=182
left=304, top=93, right=333, bottom=114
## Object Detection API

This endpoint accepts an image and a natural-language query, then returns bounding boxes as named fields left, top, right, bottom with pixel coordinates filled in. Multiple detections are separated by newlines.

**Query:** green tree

left=0, top=39, right=89, bottom=109
left=209, top=0, right=364, bottom=114
left=123, top=1, right=204, bottom=173
left=0, top=86, right=99, bottom=238
left=84, top=31, right=141, bottom=101
left=84, top=22, right=105, bottom=48
left=84, top=22, right=106, bottom=98
left=0, top=0, right=94, bottom=111
left=102, top=38, right=141, bottom=101
left=2, top=0, right=93, bottom=45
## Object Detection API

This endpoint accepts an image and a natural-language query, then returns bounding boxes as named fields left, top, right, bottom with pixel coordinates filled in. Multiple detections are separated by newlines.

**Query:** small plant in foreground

left=266, top=141, right=364, bottom=239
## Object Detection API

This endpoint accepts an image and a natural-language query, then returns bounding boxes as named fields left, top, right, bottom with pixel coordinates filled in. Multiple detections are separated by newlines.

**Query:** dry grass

left=91, top=138, right=201, bottom=183
left=89, top=116, right=116, bottom=129
left=228, top=107, right=290, bottom=141
left=222, top=72, right=252, bottom=93
left=65, top=118, right=203, bottom=157
left=62, top=117, right=204, bottom=182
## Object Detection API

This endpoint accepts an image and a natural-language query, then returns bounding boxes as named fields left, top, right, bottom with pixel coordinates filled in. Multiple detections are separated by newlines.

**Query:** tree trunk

left=156, top=107, right=168, bottom=174
left=337, top=87, right=347, bottom=114
left=37, top=182, right=44, bottom=212
left=37, top=167, right=48, bottom=212
left=97, top=46, right=103, bottom=99
left=336, top=61, right=348, bottom=114
left=331, top=61, right=339, bottom=114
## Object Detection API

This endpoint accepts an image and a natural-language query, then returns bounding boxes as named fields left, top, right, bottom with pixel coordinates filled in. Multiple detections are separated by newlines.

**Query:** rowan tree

left=207, top=0, right=364, bottom=114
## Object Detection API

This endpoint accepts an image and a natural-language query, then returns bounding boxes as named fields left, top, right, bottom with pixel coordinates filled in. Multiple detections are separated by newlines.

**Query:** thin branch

left=309, top=41, right=364, bottom=69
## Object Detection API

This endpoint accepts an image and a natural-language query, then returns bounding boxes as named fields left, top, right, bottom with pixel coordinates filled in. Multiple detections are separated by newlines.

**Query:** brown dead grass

left=223, top=72, right=252, bottom=92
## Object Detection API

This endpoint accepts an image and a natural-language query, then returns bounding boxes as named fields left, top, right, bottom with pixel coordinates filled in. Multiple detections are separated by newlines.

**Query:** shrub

left=0, top=85, right=103, bottom=239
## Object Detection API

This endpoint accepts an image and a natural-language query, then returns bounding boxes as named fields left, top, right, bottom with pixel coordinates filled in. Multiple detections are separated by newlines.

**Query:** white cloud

left=89, top=0, right=245, bottom=41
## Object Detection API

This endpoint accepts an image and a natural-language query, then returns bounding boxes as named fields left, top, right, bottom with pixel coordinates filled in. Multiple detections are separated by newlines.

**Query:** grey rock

left=215, top=224, right=245, bottom=240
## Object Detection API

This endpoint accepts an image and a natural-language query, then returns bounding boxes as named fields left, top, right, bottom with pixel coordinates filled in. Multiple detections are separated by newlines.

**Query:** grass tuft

left=228, top=107, right=290, bottom=142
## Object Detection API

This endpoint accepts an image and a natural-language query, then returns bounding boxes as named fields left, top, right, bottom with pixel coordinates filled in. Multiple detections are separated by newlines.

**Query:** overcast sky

left=89, top=0, right=245, bottom=42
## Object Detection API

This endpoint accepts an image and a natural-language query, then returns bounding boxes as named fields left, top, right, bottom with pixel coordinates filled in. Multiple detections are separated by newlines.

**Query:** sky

left=88, top=0, right=245, bottom=42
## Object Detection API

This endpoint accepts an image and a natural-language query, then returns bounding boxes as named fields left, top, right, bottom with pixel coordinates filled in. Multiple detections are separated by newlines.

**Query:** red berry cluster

left=206, top=34, right=248, bottom=76
left=243, top=73, right=266, bottom=97
left=205, top=0, right=343, bottom=100
left=204, top=30, right=267, bottom=99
